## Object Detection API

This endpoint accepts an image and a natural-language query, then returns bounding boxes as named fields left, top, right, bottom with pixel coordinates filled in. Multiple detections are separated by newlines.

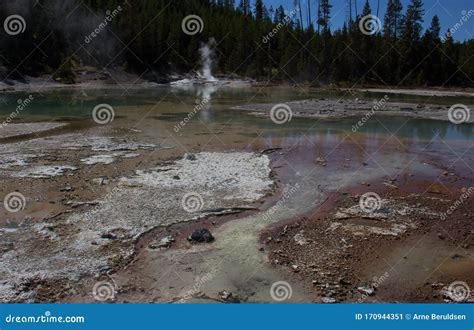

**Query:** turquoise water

left=0, top=86, right=472, bottom=142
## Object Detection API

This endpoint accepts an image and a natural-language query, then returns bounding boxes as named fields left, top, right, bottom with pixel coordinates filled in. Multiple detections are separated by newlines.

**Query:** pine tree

left=224, top=0, right=235, bottom=8
left=318, top=0, right=332, bottom=35
left=383, top=0, right=403, bottom=40
left=403, top=0, right=424, bottom=42
left=238, top=0, right=251, bottom=16
left=0, top=0, right=472, bottom=88
left=274, top=5, right=286, bottom=24
left=398, top=0, right=426, bottom=83
left=420, top=15, right=442, bottom=85
left=255, top=0, right=264, bottom=21
left=359, top=0, right=376, bottom=82
left=428, top=15, right=441, bottom=39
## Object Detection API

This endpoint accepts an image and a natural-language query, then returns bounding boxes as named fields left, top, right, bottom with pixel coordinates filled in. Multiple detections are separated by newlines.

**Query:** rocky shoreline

left=262, top=173, right=473, bottom=303
left=233, top=97, right=474, bottom=123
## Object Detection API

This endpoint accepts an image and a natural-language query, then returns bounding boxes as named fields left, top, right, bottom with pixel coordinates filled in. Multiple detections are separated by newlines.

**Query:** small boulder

left=101, top=232, right=117, bottom=240
left=188, top=228, right=214, bottom=243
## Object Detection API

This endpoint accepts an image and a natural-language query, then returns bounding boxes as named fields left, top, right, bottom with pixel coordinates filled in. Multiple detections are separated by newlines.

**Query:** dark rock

left=101, top=232, right=117, bottom=240
left=188, top=228, right=214, bottom=243
left=0, top=242, right=14, bottom=253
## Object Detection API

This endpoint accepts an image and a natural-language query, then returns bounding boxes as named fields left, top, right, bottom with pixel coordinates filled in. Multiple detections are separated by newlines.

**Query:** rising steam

left=198, top=38, right=217, bottom=82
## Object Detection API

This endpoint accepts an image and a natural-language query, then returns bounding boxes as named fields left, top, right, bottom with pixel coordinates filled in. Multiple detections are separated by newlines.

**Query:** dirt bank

left=263, top=172, right=473, bottom=303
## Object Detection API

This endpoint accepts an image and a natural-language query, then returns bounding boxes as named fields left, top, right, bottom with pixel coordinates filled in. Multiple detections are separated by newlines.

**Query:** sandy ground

left=264, top=175, right=473, bottom=303
left=0, top=123, right=69, bottom=139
